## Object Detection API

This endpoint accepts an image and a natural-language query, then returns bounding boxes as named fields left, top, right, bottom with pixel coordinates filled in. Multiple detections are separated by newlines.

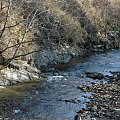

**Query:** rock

left=0, top=60, right=41, bottom=86
left=91, top=118, right=97, bottom=120
left=0, top=76, right=11, bottom=85
left=9, top=60, right=41, bottom=74
left=76, top=108, right=88, bottom=114
left=64, top=99, right=77, bottom=104
left=0, top=69, right=38, bottom=85
left=114, top=108, right=120, bottom=112
left=110, top=71, right=120, bottom=79
left=34, top=48, right=83, bottom=68
left=74, top=115, right=80, bottom=120
left=77, top=85, right=90, bottom=92
left=89, top=103, right=97, bottom=111
left=74, top=115, right=82, bottom=120
left=14, top=109, right=21, bottom=114
left=85, top=72, right=104, bottom=80
left=8, top=60, right=27, bottom=70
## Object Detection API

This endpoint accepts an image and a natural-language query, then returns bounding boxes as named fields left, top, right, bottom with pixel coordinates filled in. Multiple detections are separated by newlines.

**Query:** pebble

left=14, top=109, right=21, bottom=114
left=91, top=118, right=97, bottom=120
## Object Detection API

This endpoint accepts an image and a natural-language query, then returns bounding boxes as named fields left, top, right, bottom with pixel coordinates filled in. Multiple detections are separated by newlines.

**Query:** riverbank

left=76, top=72, right=120, bottom=120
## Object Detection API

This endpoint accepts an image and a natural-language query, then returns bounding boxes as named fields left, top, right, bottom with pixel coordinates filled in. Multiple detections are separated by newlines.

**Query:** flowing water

left=2, top=50, right=120, bottom=120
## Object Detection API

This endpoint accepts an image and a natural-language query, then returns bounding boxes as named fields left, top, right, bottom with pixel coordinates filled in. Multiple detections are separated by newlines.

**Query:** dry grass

left=43, top=0, right=86, bottom=44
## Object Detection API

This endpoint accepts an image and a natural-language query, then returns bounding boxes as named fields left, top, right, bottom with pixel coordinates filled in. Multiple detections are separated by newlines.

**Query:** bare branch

left=0, top=1, right=10, bottom=39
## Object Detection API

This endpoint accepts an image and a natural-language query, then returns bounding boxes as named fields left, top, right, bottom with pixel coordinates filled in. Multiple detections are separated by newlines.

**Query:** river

left=1, top=50, right=120, bottom=120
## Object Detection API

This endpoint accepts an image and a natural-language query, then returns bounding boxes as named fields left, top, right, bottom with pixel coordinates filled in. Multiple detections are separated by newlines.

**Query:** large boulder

left=0, top=60, right=41, bottom=86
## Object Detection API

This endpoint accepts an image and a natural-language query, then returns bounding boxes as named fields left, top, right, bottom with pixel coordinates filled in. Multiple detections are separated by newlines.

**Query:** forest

left=0, top=0, right=120, bottom=120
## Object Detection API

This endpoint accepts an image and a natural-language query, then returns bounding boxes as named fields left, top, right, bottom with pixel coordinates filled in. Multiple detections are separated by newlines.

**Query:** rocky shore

left=76, top=72, right=120, bottom=120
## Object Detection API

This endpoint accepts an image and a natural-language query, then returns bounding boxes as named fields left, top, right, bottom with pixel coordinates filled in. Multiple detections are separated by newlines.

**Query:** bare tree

left=0, top=0, right=40, bottom=69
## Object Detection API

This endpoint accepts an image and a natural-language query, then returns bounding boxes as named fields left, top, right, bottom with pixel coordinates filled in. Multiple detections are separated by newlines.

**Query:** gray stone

left=0, top=60, right=41, bottom=86
left=85, top=72, right=104, bottom=80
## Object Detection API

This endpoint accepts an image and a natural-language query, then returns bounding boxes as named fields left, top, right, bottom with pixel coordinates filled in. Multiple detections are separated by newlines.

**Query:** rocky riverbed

left=76, top=72, right=120, bottom=120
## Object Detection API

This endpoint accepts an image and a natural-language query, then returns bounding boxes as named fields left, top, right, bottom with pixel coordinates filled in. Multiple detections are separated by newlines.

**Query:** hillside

left=0, top=0, right=120, bottom=69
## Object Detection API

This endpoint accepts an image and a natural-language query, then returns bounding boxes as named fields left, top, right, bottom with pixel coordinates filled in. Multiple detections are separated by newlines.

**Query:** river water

left=2, top=50, right=120, bottom=120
